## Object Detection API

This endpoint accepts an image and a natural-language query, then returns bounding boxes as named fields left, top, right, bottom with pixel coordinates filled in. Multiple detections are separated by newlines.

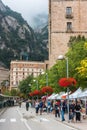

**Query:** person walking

left=47, top=100, right=51, bottom=113
left=86, top=102, right=87, bottom=115
left=54, top=101, right=60, bottom=118
left=39, top=99, right=43, bottom=115
left=19, top=100, right=22, bottom=108
left=26, top=100, right=29, bottom=111
left=35, top=100, right=39, bottom=115
left=75, top=101, right=81, bottom=122
left=69, top=101, right=76, bottom=122
left=60, top=100, right=65, bottom=121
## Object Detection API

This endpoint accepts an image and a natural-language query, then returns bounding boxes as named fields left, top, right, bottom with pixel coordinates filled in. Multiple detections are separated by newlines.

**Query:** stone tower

left=49, top=0, right=87, bottom=68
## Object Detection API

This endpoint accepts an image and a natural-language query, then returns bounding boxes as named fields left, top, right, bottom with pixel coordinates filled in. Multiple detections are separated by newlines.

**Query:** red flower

left=41, top=86, right=53, bottom=94
left=33, top=90, right=40, bottom=96
left=29, top=87, right=53, bottom=97
left=29, top=92, right=34, bottom=96
left=58, top=77, right=77, bottom=87
left=29, top=90, right=40, bottom=96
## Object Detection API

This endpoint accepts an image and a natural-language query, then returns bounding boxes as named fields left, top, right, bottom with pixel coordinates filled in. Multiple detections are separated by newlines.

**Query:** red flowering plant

left=29, top=90, right=40, bottom=97
left=29, top=92, right=34, bottom=97
left=29, top=90, right=41, bottom=99
left=41, top=86, right=53, bottom=95
left=33, top=90, right=40, bottom=96
left=58, top=77, right=77, bottom=88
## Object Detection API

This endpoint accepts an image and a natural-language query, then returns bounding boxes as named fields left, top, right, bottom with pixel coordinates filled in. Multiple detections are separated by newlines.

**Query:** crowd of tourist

left=18, top=96, right=87, bottom=124
left=33, top=98, right=87, bottom=122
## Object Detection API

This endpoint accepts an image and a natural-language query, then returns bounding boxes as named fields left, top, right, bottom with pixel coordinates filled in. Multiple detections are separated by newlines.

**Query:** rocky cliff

left=0, top=0, right=48, bottom=68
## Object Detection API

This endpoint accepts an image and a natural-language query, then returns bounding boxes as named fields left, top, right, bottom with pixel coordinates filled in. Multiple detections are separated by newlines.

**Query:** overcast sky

left=2, top=0, right=48, bottom=26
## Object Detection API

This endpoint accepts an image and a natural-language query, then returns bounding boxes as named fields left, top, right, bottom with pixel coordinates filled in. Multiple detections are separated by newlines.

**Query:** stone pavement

left=0, top=107, right=7, bottom=116
left=17, top=103, right=87, bottom=130
left=0, top=103, right=87, bottom=130
left=57, top=113, right=87, bottom=130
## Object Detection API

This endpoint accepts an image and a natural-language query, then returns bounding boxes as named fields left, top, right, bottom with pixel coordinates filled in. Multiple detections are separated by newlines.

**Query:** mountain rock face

left=0, top=0, right=6, bottom=12
left=32, top=14, right=48, bottom=31
left=0, top=0, right=48, bottom=68
left=35, top=24, right=48, bottom=50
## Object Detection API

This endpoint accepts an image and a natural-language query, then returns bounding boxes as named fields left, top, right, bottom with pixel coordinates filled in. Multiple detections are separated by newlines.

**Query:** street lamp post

left=41, top=72, right=48, bottom=86
left=33, top=79, right=38, bottom=100
left=46, top=73, right=48, bottom=86
left=45, top=73, right=49, bottom=114
left=58, top=55, right=69, bottom=122
left=42, top=72, right=49, bottom=113
left=66, top=57, right=70, bottom=123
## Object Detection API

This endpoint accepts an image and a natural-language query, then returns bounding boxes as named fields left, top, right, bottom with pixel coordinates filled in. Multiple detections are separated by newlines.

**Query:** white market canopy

left=48, top=93, right=56, bottom=100
left=47, top=88, right=87, bottom=100
left=48, top=92, right=67, bottom=100
left=52, top=94, right=59, bottom=99
left=77, top=90, right=87, bottom=98
left=56, top=92, right=66, bottom=100
left=48, top=93, right=59, bottom=100
left=69, top=88, right=82, bottom=99
left=56, top=95, right=62, bottom=100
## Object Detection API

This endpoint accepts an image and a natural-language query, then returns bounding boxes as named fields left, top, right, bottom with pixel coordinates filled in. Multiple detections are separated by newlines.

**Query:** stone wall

left=49, top=0, right=87, bottom=68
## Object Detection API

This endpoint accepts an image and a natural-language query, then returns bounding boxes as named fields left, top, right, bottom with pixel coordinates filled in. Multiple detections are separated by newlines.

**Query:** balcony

left=66, top=29, right=73, bottom=33
left=65, top=14, right=73, bottom=19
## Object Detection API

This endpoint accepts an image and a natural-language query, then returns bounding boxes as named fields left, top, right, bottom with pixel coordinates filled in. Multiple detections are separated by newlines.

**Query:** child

left=69, top=109, right=74, bottom=122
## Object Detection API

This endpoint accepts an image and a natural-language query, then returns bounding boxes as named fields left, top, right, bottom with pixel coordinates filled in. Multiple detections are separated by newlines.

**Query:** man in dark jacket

left=26, top=100, right=29, bottom=111
left=54, top=101, right=60, bottom=118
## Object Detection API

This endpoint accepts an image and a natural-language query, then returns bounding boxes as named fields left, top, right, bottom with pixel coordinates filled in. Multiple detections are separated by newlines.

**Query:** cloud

left=2, top=0, right=48, bottom=25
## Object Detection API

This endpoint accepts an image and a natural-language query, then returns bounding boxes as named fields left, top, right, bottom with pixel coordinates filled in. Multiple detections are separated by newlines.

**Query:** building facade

left=49, top=0, right=87, bottom=68
left=10, top=60, right=48, bottom=89
left=0, top=66, right=9, bottom=86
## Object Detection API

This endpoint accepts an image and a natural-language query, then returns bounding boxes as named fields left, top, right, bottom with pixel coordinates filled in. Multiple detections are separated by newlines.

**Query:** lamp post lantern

left=58, top=55, right=69, bottom=122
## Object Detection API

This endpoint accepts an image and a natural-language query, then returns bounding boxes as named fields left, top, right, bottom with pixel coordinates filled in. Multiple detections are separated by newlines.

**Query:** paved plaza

left=17, top=103, right=87, bottom=130
left=0, top=103, right=87, bottom=130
